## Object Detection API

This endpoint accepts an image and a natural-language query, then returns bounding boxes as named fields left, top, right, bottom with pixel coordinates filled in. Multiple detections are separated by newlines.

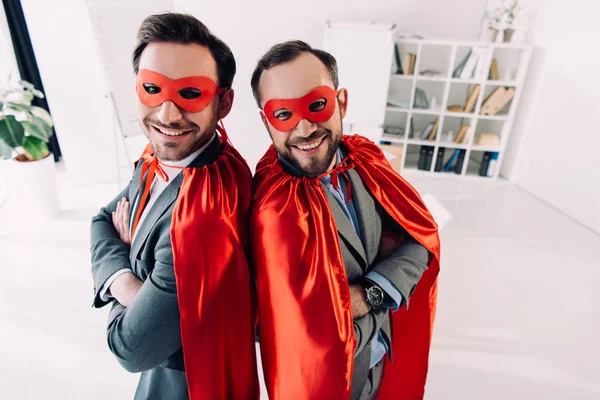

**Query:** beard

left=141, top=115, right=217, bottom=162
left=271, top=124, right=343, bottom=178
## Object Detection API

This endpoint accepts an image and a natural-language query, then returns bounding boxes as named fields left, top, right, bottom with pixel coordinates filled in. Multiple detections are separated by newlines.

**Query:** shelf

left=478, top=114, right=508, bottom=121
left=380, top=134, right=404, bottom=144
left=445, top=111, right=476, bottom=119
left=439, top=141, right=468, bottom=149
left=386, top=106, right=410, bottom=113
left=412, top=108, right=443, bottom=116
left=486, top=80, right=518, bottom=86
left=407, top=139, right=436, bottom=146
left=415, top=75, right=447, bottom=82
left=471, top=145, right=501, bottom=152
left=390, top=74, right=414, bottom=80
left=450, top=78, right=482, bottom=84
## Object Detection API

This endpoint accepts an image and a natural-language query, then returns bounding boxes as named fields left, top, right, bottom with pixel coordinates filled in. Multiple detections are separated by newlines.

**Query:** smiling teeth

left=157, top=127, right=185, bottom=136
left=297, top=139, right=322, bottom=151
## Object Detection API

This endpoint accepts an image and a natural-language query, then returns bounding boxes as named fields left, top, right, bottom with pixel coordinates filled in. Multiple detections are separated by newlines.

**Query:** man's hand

left=109, top=271, right=143, bottom=307
left=349, top=284, right=371, bottom=319
left=112, top=197, right=132, bottom=245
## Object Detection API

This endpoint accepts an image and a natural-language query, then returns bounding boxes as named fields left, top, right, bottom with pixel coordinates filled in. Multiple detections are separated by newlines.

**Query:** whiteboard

left=323, top=22, right=395, bottom=141
left=85, top=0, right=174, bottom=137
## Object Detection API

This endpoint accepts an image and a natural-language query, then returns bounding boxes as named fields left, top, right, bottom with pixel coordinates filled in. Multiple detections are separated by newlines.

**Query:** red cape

left=251, top=134, right=440, bottom=399
left=141, top=128, right=259, bottom=399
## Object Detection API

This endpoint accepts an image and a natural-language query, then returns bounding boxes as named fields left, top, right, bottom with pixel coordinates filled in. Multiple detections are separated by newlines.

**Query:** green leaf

left=0, top=135, right=12, bottom=159
left=22, top=115, right=52, bottom=142
left=22, top=135, right=49, bottom=160
left=0, top=115, right=25, bottom=148
left=30, top=106, right=53, bottom=126
left=5, top=102, right=32, bottom=113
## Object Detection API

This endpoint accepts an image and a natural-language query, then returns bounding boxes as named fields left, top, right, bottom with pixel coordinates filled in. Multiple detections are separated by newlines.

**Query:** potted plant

left=501, top=0, right=521, bottom=42
left=484, top=8, right=503, bottom=42
left=0, top=78, right=59, bottom=218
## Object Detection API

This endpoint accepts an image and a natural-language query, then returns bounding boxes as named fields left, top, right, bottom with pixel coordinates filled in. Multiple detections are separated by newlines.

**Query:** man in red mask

left=250, top=40, right=441, bottom=400
left=90, top=13, right=258, bottom=399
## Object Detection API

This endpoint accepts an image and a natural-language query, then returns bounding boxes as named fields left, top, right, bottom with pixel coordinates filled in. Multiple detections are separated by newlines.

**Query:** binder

left=454, top=149, right=466, bottom=174
left=479, top=152, right=492, bottom=176
left=434, top=147, right=445, bottom=172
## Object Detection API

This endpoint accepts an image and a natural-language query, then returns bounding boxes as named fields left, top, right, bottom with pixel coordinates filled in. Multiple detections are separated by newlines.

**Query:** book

left=454, top=124, right=470, bottom=144
left=486, top=152, right=499, bottom=177
left=472, top=47, right=491, bottom=81
left=479, top=152, right=492, bottom=176
left=488, top=87, right=515, bottom=115
left=427, top=119, right=439, bottom=141
left=475, top=133, right=500, bottom=147
left=434, top=147, right=445, bottom=172
left=404, top=53, right=417, bottom=75
left=463, top=84, right=481, bottom=113
left=480, top=87, right=507, bottom=115
left=418, top=146, right=428, bottom=170
left=460, top=49, right=479, bottom=79
left=424, top=146, right=435, bottom=170
left=419, top=122, right=435, bottom=140
left=443, top=149, right=461, bottom=172
left=454, top=149, right=466, bottom=174
left=452, top=50, right=471, bottom=78
left=394, top=43, right=403, bottom=74
left=489, top=58, right=499, bottom=80
left=447, top=105, right=463, bottom=112
left=413, top=88, right=429, bottom=109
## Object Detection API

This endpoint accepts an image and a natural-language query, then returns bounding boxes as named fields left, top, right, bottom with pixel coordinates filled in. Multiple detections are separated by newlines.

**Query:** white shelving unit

left=380, top=38, right=532, bottom=180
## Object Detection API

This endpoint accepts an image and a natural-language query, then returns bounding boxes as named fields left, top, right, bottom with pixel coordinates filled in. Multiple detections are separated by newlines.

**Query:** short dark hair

left=132, top=13, right=236, bottom=88
left=250, top=40, right=339, bottom=108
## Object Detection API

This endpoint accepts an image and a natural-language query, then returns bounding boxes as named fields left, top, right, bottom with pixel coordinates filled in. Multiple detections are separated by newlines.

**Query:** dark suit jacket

left=323, top=167, right=429, bottom=400
left=90, top=137, right=221, bottom=400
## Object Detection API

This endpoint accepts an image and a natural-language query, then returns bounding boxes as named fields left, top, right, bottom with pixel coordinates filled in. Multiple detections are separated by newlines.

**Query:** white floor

left=0, top=167, right=598, bottom=400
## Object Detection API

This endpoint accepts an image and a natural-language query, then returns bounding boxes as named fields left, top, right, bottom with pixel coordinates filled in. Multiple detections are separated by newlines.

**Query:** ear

left=260, top=111, right=270, bottom=131
left=217, top=89, right=235, bottom=119
left=337, top=88, right=349, bottom=119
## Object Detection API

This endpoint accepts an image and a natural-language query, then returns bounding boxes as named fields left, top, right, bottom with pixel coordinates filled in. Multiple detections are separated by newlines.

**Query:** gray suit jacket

left=90, top=137, right=221, bottom=400
left=323, top=168, right=429, bottom=400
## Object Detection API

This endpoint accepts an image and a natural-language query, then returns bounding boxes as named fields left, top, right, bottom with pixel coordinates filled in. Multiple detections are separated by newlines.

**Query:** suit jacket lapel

left=347, top=169, right=380, bottom=265
left=322, top=181, right=368, bottom=266
left=130, top=173, right=183, bottom=262
left=128, top=134, right=222, bottom=262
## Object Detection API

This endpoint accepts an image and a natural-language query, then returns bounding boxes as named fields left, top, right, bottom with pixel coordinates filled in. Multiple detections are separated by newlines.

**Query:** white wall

left=20, top=0, right=120, bottom=185
left=174, top=0, right=488, bottom=169
left=501, top=0, right=600, bottom=234
left=20, top=0, right=488, bottom=185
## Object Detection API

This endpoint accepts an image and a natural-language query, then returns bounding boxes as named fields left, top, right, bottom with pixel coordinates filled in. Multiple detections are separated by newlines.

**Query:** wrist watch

left=358, top=278, right=384, bottom=309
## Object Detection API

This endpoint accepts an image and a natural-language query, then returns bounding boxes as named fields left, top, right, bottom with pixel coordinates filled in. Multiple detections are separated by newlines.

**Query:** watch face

left=367, top=286, right=384, bottom=308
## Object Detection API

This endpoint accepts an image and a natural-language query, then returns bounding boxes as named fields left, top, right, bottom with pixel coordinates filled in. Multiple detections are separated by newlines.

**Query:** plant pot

left=6, top=153, right=59, bottom=219
left=503, top=28, right=515, bottom=43
left=486, top=28, right=499, bottom=42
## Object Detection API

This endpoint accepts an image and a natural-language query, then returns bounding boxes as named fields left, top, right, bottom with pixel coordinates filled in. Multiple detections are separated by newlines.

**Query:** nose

left=156, top=101, right=183, bottom=125
left=293, top=119, right=318, bottom=137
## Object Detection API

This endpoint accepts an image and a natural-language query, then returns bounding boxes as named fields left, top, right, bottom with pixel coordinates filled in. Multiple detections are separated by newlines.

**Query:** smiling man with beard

left=90, top=13, right=258, bottom=400
left=250, top=41, right=441, bottom=400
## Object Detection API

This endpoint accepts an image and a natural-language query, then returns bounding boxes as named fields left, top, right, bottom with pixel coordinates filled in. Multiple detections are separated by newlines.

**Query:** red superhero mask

left=136, top=69, right=226, bottom=113
left=262, top=85, right=340, bottom=132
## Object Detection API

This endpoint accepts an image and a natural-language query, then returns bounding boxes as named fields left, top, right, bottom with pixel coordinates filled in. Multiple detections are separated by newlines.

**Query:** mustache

left=143, top=117, right=198, bottom=131
left=288, top=129, right=330, bottom=147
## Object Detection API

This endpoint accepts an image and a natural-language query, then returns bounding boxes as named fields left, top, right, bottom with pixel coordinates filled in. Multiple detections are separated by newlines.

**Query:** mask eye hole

left=143, top=83, right=161, bottom=94
left=308, top=98, right=327, bottom=112
left=178, top=88, right=202, bottom=100
left=274, top=110, right=293, bottom=121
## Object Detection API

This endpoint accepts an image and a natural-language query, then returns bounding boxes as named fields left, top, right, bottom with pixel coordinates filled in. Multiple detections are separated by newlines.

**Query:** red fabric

left=262, top=85, right=339, bottom=131
left=251, top=134, right=440, bottom=400
left=140, top=126, right=259, bottom=399
left=136, top=69, right=226, bottom=112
